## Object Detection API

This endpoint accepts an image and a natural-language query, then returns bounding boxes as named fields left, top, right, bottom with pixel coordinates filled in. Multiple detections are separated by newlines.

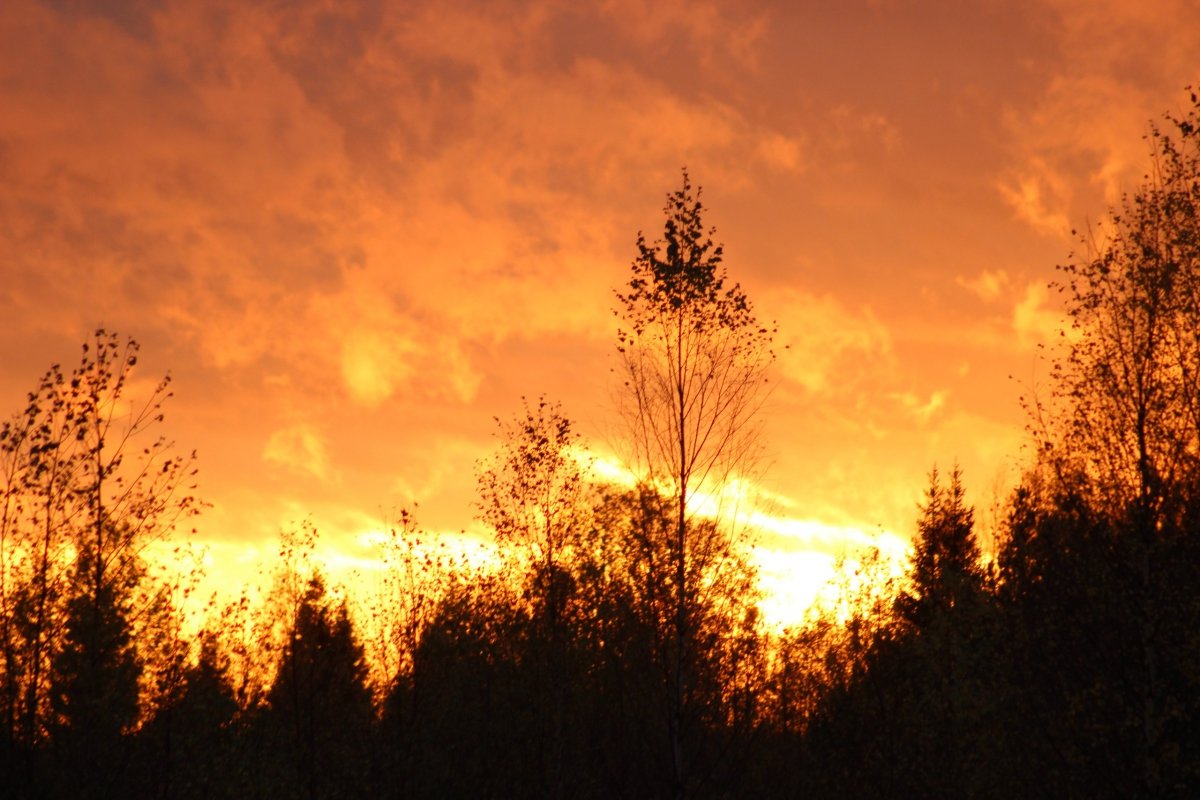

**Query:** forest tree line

left=2, top=93, right=1200, bottom=798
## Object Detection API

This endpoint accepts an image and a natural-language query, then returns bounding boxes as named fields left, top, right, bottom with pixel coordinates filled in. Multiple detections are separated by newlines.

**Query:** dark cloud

left=41, top=0, right=159, bottom=41
left=265, top=0, right=479, bottom=176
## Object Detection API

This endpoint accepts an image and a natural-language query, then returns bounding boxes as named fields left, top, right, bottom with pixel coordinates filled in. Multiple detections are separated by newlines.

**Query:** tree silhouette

left=476, top=396, right=593, bottom=796
left=402, top=573, right=531, bottom=798
left=1026, top=91, right=1200, bottom=794
left=897, top=466, right=984, bottom=627
left=47, top=537, right=143, bottom=799
left=583, top=486, right=763, bottom=797
left=1039, top=91, right=1200, bottom=520
left=137, top=630, right=241, bottom=799
left=477, top=396, right=589, bottom=635
left=615, top=169, right=773, bottom=797
left=261, top=573, right=374, bottom=800
left=0, top=330, right=199, bottom=795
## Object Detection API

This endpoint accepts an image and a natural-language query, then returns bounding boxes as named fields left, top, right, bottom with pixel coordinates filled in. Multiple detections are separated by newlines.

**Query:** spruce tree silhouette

left=262, top=574, right=374, bottom=800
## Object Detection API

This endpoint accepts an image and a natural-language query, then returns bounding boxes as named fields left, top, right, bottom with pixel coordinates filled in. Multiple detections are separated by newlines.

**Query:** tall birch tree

left=614, top=170, right=774, bottom=797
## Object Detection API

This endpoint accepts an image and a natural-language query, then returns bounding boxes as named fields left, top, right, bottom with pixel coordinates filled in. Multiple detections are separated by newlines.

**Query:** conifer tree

left=263, top=573, right=374, bottom=799
left=897, top=466, right=983, bottom=627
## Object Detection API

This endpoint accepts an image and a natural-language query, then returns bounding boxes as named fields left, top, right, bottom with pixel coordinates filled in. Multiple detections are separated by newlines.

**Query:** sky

left=2, top=0, right=1199, bottom=625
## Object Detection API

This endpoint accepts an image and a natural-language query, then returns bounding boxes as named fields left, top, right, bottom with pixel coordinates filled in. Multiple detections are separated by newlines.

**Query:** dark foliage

left=257, top=574, right=375, bottom=800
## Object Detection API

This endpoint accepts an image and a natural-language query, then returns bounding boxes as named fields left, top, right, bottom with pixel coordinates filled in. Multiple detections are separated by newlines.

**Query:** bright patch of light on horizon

left=754, top=549, right=837, bottom=629
left=577, top=447, right=637, bottom=487
left=352, top=525, right=502, bottom=571
left=581, top=450, right=910, bottom=626
left=171, top=450, right=910, bottom=633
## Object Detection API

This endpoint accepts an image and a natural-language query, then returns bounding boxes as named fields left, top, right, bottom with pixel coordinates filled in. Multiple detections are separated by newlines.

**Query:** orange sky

left=2, top=0, right=1198, bottom=625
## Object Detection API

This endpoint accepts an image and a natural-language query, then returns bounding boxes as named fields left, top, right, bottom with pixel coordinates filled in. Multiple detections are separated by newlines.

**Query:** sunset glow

left=3, top=0, right=1198, bottom=626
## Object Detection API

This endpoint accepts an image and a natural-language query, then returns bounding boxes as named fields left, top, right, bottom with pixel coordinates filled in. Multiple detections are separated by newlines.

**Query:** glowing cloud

left=263, top=423, right=333, bottom=481
left=1013, top=281, right=1065, bottom=346
left=956, top=269, right=1009, bottom=302
left=998, top=158, right=1072, bottom=238
left=765, top=289, right=891, bottom=395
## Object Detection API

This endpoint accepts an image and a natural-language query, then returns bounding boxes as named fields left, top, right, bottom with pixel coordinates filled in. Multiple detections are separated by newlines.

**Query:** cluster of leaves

left=1041, top=88, right=1200, bottom=515
left=0, top=331, right=201, bottom=798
